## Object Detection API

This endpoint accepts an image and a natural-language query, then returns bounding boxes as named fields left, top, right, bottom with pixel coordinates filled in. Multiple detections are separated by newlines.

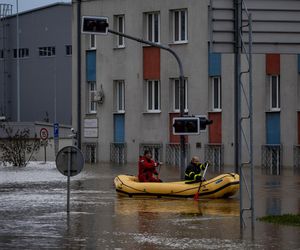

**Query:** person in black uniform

left=185, top=156, right=207, bottom=182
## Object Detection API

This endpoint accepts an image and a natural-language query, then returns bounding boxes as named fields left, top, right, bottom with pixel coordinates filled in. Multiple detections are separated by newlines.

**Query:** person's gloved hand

left=195, top=175, right=202, bottom=181
left=204, top=160, right=211, bottom=166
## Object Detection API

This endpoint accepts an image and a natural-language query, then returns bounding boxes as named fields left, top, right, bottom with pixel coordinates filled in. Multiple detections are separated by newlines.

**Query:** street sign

left=40, top=128, right=49, bottom=140
left=53, top=123, right=59, bottom=139
left=55, top=146, right=84, bottom=177
left=56, top=146, right=84, bottom=213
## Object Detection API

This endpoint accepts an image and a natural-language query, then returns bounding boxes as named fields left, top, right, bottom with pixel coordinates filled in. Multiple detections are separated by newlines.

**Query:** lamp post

left=16, top=0, right=20, bottom=122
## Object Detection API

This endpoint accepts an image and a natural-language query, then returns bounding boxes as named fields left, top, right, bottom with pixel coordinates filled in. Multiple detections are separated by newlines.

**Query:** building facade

left=0, top=3, right=72, bottom=125
left=72, top=0, right=300, bottom=169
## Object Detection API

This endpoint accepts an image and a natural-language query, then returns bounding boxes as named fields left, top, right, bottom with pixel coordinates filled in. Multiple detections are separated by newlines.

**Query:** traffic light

left=199, top=116, right=213, bottom=131
left=172, top=116, right=213, bottom=135
left=82, top=16, right=109, bottom=34
left=173, top=117, right=200, bottom=135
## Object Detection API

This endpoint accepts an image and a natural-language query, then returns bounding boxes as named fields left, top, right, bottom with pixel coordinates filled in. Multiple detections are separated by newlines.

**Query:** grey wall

left=0, top=4, right=72, bottom=125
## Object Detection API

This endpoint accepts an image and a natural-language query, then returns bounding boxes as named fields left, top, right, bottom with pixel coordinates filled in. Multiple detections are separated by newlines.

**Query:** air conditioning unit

left=92, top=90, right=105, bottom=104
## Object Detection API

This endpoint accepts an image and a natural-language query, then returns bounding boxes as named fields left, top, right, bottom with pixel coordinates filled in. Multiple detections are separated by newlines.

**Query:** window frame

left=212, top=76, right=222, bottom=111
left=90, top=34, right=96, bottom=49
left=65, top=45, right=72, bottom=56
left=88, top=81, right=97, bottom=114
left=146, top=12, right=160, bottom=43
left=116, top=80, right=125, bottom=113
left=146, top=80, right=161, bottom=112
left=172, top=9, right=188, bottom=43
left=173, top=78, right=188, bottom=112
left=116, top=15, right=125, bottom=48
left=270, top=75, right=280, bottom=111
left=38, top=47, right=55, bottom=57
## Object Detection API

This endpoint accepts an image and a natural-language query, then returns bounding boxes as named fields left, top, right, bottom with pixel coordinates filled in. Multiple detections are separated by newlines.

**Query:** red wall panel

left=208, top=112, right=222, bottom=143
left=143, top=47, right=160, bottom=79
left=298, top=112, right=300, bottom=145
left=266, top=54, right=280, bottom=75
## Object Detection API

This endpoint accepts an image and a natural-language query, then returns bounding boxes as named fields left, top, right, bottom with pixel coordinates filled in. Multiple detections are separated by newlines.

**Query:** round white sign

left=40, top=128, right=49, bottom=140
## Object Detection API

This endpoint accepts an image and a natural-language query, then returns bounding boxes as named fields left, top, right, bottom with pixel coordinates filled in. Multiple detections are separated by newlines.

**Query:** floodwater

left=0, top=162, right=299, bottom=249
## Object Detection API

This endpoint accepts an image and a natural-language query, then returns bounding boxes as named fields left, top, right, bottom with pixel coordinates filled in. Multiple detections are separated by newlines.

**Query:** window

left=212, top=77, right=221, bottom=111
left=172, top=9, right=187, bottom=43
left=88, top=81, right=97, bottom=113
left=173, top=78, right=188, bottom=112
left=14, top=48, right=29, bottom=58
left=147, top=80, right=160, bottom=112
left=116, top=15, right=125, bottom=48
left=270, top=75, right=280, bottom=110
left=90, top=34, right=96, bottom=49
left=116, top=80, right=125, bottom=112
left=65, top=45, right=72, bottom=55
left=146, top=12, right=160, bottom=43
left=38, top=47, right=55, bottom=57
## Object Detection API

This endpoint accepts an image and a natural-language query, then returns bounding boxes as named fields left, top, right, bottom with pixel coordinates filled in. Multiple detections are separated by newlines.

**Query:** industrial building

left=0, top=3, right=72, bottom=125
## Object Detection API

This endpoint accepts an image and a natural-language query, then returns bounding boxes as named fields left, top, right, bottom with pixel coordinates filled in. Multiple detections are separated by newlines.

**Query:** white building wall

left=72, top=0, right=300, bottom=167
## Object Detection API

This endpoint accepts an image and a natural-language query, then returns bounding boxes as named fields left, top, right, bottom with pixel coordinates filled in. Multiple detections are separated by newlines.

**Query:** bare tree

left=0, top=123, right=41, bottom=167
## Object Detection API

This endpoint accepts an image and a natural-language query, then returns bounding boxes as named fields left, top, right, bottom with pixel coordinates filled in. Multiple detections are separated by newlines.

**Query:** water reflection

left=115, top=198, right=239, bottom=217
left=0, top=162, right=299, bottom=249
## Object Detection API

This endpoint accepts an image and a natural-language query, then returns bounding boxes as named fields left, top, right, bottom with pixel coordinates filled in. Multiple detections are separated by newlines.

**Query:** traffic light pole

left=108, top=29, right=186, bottom=179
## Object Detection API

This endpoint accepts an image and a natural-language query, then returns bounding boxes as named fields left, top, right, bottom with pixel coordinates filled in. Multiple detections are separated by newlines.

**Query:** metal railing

left=204, top=143, right=224, bottom=173
left=110, top=143, right=127, bottom=164
left=165, top=143, right=190, bottom=167
left=262, top=144, right=282, bottom=175
left=82, top=142, right=97, bottom=164
left=139, top=143, right=163, bottom=162
left=293, top=145, right=300, bottom=168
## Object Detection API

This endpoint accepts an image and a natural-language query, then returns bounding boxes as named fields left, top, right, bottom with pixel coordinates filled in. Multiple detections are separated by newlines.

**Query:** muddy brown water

left=0, top=162, right=299, bottom=249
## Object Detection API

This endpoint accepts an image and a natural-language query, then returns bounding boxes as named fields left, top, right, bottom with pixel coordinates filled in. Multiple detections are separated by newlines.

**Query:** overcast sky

left=0, top=0, right=71, bottom=13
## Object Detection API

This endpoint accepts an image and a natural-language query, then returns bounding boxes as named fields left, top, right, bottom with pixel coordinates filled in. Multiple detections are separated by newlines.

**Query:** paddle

left=155, top=161, right=163, bottom=181
left=193, top=161, right=209, bottom=200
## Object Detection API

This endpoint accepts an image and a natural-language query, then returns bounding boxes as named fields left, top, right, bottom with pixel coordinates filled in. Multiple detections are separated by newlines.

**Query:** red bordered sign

left=40, top=128, right=49, bottom=140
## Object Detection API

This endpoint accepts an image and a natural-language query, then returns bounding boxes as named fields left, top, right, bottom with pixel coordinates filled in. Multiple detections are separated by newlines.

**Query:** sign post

left=53, top=123, right=59, bottom=157
left=56, top=146, right=84, bottom=213
left=40, top=128, right=49, bottom=163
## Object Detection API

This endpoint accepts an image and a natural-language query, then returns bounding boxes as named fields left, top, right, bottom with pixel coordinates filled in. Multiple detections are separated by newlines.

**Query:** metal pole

left=16, top=0, right=20, bottom=122
left=248, top=13, right=254, bottom=230
left=54, top=55, right=57, bottom=123
left=234, top=0, right=242, bottom=175
left=67, top=148, right=71, bottom=213
left=179, top=75, right=186, bottom=179
left=234, top=0, right=243, bottom=229
left=54, top=52, right=59, bottom=156
left=44, top=143, right=47, bottom=163
left=108, top=29, right=186, bottom=179
left=77, top=0, right=82, bottom=149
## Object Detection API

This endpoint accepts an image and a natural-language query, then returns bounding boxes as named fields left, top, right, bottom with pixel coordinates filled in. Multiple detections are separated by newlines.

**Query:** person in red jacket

left=138, top=150, right=162, bottom=182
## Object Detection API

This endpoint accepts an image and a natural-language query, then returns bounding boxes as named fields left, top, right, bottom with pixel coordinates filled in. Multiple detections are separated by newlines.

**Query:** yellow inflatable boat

left=114, top=173, right=239, bottom=199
